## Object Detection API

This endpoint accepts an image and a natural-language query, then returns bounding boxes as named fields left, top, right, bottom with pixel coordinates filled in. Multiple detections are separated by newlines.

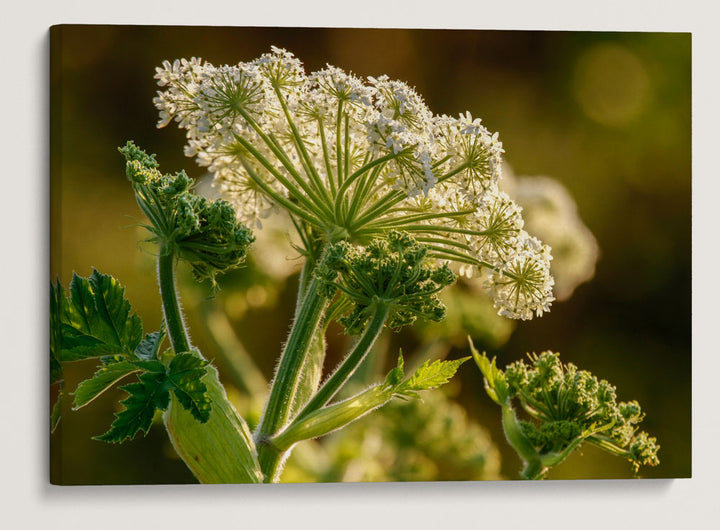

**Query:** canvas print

left=49, top=26, right=690, bottom=484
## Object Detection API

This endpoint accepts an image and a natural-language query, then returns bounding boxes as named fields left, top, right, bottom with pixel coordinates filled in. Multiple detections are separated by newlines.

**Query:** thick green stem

left=258, top=304, right=388, bottom=482
left=255, top=275, right=329, bottom=479
left=295, top=304, right=390, bottom=421
left=157, top=247, right=191, bottom=354
left=290, top=257, right=327, bottom=416
left=294, top=255, right=315, bottom=317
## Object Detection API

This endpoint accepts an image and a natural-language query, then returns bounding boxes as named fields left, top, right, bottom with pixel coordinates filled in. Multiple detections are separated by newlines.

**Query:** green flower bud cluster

left=119, top=141, right=255, bottom=288
left=316, top=231, right=456, bottom=334
left=473, top=345, right=659, bottom=477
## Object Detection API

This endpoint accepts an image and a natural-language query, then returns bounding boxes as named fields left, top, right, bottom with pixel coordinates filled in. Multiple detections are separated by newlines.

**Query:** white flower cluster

left=501, top=169, right=599, bottom=301
left=153, top=47, right=554, bottom=320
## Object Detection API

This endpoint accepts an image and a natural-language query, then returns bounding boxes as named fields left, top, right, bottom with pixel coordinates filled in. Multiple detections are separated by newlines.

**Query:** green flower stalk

left=471, top=340, right=660, bottom=479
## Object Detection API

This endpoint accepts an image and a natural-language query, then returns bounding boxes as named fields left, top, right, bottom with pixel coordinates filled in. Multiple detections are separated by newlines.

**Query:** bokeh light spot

left=573, top=44, right=650, bottom=127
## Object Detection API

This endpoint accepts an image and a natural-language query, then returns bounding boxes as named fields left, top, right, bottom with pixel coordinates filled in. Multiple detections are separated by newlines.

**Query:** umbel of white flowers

left=153, top=47, right=554, bottom=320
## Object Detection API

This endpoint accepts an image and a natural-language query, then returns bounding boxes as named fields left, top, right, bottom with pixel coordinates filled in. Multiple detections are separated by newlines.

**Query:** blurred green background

left=49, top=26, right=690, bottom=483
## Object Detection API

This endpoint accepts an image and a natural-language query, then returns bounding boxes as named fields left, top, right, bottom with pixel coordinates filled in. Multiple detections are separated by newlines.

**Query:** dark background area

left=49, top=26, right=690, bottom=483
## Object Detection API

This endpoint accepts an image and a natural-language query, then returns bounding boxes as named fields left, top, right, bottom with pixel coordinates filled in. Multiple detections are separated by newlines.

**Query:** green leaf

left=167, top=353, right=212, bottom=422
left=50, top=280, right=65, bottom=384
left=384, top=351, right=405, bottom=387
left=61, top=270, right=143, bottom=361
left=129, top=359, right=167, bottom=374
left=72, top=361, right=140, bottom=410
left=398, top=357, right=470, bottom=396
left=94, top=371, right=170, bottom=443
left=134, top=328, right=165, bottom=361
left=469, top=337, right=508, bottom=405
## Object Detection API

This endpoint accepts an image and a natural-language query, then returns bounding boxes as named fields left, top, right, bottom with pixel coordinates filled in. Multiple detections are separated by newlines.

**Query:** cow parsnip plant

left=50, top=47, right=658, bottom=483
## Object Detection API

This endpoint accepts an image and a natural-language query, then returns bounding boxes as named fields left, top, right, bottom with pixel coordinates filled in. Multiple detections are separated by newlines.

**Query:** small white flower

left=486, top=234, right=555, bottom=320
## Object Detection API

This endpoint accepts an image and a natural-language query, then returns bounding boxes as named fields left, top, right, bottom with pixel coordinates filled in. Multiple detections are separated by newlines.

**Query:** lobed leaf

left=72, top=361, right=140, bottom=410
left=94, top=371, right=170, bottom=443
left=134, top=329, right=166, bottom=361
left=384, top=351, right=405, bottom=387
left=397, top=356, right=470, bottom=396
left=60, top=270, right=143, bottom=361
left=167, top=353, right=212, bottom=423
left=469, top=338, right=509, bottom=405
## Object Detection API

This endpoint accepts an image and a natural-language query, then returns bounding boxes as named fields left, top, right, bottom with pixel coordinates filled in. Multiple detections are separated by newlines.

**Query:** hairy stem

left=295, top=303, right=390, bottom=421
left=255, top=274, right=329, bottom=480
left=294, top=254, right=316, bottom=317
left=157, top=246, right=191, bottom=353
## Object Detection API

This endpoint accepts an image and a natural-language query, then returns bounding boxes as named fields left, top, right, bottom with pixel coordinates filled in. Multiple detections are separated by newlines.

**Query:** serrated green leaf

left=473, top=351, right=500, bottom=404
left=94, top=371, right=170, bottom=443
left=129, top=359, right=167, bottom=373
left=398, top=357, right=470, bottom=395
left=167, top=353, right=212, bottom=422
left=469, top=337, right=508, bottom=405
left=134, top=328, right=165, bottom=361
left=384, top=351, right=405, bottom=387
left=50, top=280, right=65, bottom=384
left=72, top=361, right=140, bottom=410
left=61, top=270, right=143, bottom=361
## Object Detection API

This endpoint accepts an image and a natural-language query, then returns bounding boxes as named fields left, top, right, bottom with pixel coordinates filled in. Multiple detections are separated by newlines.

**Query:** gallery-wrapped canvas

left=49, top=25, right=689, bottom=484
